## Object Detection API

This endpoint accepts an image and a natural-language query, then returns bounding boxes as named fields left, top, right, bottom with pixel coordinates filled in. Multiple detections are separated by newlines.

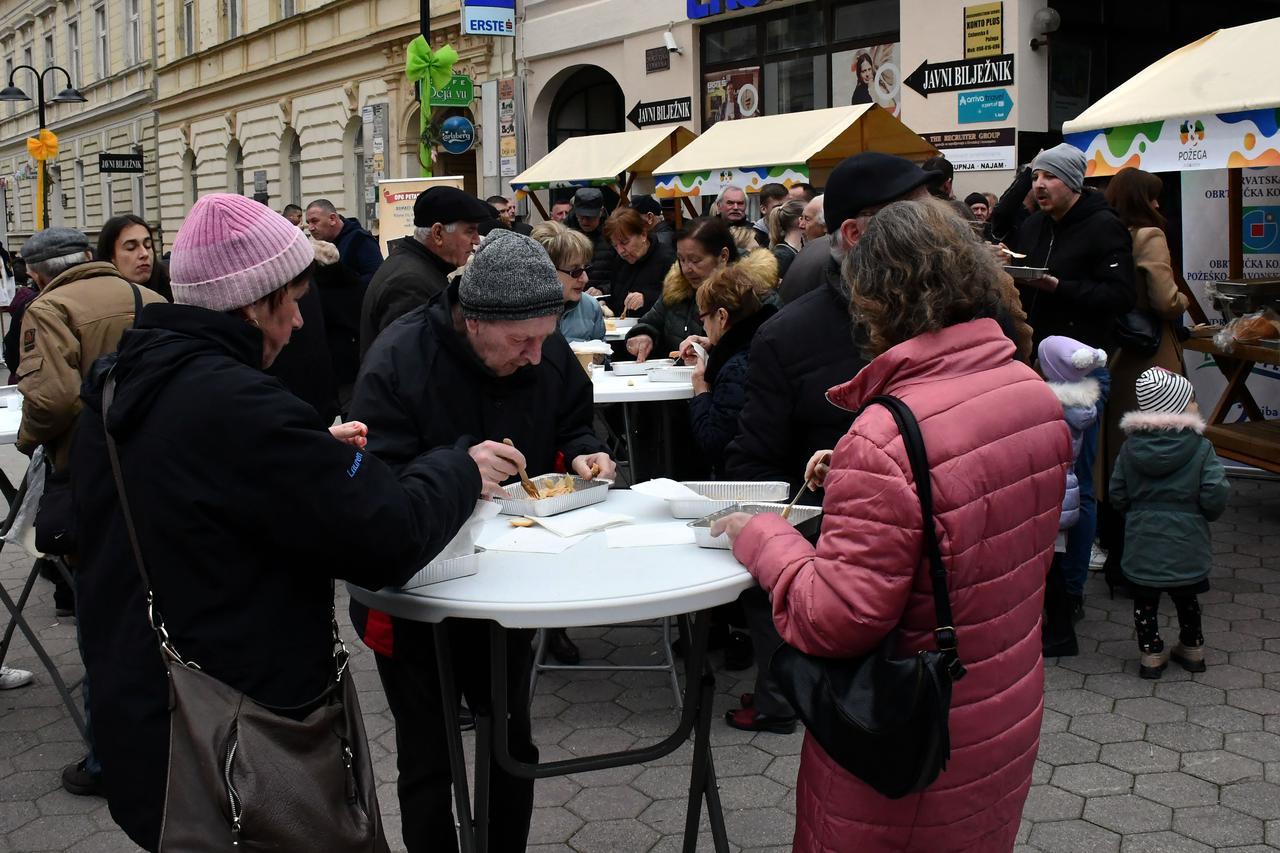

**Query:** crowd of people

left=0, top=139, right=1230, bottom=853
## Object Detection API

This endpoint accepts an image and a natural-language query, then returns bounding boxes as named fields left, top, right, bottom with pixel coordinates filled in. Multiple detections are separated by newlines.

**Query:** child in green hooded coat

left=1110, top=367, right=1230, bottom=679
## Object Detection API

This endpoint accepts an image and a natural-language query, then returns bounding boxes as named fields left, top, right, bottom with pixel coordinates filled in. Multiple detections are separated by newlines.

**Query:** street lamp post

left=0, top=65, right=87, bottom=230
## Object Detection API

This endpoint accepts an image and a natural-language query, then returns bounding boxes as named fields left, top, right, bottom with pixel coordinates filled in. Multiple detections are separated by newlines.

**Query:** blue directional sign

left=958, top=88, right=1012, bottom=124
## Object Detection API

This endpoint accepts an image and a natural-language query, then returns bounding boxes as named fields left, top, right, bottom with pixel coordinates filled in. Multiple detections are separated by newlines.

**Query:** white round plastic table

left=0, top=386, right=23, bottom=447
left=347, top=489, right=752, bottom=853
left=591, top=371, right=693, bottom=481
left=590, top=369, right=694, bottom=404
left=347, top=490, right=749, bottom=628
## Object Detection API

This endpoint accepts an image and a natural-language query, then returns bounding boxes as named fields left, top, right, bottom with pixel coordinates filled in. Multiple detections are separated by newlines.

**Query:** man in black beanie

left=359, top=185, right=491, bottom=357
left=721, top=152, right=940, bottom=735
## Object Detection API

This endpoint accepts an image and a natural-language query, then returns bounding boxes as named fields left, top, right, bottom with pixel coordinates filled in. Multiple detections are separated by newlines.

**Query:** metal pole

left=420, top=0, right=430, bottom=38
left=36, top=71, right=48, bottom=230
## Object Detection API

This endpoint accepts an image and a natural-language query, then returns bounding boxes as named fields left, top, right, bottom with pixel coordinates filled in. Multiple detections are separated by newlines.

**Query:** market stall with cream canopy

left=510, top=125, right=697, bottom=219
left=1062, top=18, right=1280, bottom=473
left=651, top=103, right=937, bottom=203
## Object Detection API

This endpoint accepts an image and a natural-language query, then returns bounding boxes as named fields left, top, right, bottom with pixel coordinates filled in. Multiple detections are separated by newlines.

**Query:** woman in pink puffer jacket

left=716, top=200, right=1072, bottom=852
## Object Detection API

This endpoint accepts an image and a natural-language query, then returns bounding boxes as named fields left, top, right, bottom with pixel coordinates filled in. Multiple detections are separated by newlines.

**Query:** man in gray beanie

left=1000, top=141, right=1135, bottom=632
left=347, top=227, right=615, bottom=853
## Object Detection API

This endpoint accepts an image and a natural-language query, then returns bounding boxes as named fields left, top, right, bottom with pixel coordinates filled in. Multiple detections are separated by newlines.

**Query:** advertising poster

left=377, top=176, right=465, bottom=256
left=1180, top=167, right=1280, bottom=423
left=922, top=128, right=1015, bottom=172
left=832, top=43, right=902, bottom=119
left=703, top=67, right=761, bottom=129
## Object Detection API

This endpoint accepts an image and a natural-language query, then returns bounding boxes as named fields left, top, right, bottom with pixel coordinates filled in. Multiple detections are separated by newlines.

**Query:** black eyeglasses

left=557, top=265, right=592, bottom=278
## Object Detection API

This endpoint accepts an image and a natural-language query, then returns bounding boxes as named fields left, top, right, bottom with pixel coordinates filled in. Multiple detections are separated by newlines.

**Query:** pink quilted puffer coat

left=733, top=319, right=1071, bottom=853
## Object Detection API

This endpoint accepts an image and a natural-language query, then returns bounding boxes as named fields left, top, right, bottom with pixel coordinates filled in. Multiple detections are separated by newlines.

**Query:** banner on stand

left=1180, top=167, right=1280, bottom=422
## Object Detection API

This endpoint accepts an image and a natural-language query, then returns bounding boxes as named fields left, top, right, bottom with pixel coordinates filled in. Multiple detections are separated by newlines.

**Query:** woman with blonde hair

left=531, top=220, right=605, bottom=342
left=767, top=199, right=806, bottom=278
left=714, top=199, right=1071, bottom=852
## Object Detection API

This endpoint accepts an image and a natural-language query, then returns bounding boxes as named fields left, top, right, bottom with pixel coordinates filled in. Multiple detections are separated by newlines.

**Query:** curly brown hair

left=846, top=199, right=1008, bottom=356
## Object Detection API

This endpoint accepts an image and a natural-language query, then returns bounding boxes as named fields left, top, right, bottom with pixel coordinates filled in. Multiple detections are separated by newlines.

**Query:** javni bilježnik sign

left=905, top=54, right=1015, bottom=97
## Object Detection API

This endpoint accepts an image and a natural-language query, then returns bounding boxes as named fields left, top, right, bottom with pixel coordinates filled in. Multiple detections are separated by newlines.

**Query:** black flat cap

left=414, top=186, right=494, bottom=227
left=631, top=194, right=662, bottom=216
left=572, top=188, right=605, bottom=218
left=823, top=153, right=941, bottom=235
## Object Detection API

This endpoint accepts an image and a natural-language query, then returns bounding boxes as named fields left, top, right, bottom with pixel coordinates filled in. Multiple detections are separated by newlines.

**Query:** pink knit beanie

left=169, top=193, right=314, bottom=311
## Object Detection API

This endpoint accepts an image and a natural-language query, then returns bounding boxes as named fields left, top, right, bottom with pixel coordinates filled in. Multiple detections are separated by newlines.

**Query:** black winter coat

left=359, top=236, right=456, bottom=358
left=778, top=235, right=830, bottom=304
left=689, top=304, right=777, bottom=475
left=348, top=285, right=609, bottom=660
left=607, top=237, right=675, bottom=318
left=71, top=303, right=480, bottom=851
left=724, top=257, right=868, bottom=498
left=566, top=213, right=619, bottom=297
left=313, top=257, right=366, bottom=388
left=987, top=166, right=1033, bottom=244
left=1008, top=190, right=1136, bottom=351
left=334, top=216, right=384, bottom=287
left=264, top=285, right=339, bottom=425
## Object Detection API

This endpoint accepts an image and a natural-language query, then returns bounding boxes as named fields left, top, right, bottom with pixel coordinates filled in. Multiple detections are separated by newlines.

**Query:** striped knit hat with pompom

left=1135, top=367, right=1194, bottom=414
left=169, top=194, right=314, bottom=312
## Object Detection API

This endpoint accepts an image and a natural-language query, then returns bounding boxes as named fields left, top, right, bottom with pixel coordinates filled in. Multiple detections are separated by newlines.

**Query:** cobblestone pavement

left=0, top=447, right=1276, bottom=851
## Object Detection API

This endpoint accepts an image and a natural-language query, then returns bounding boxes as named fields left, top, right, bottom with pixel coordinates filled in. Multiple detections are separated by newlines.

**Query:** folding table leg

left=0, top=582, right=86, bottom=741
left=622, top=403, right=641, bottom=483
left=681, top=614, right=728, bottom=853
left=474, top=710, right=492, bottom=853
left=432, top=622, right=477, bottom=853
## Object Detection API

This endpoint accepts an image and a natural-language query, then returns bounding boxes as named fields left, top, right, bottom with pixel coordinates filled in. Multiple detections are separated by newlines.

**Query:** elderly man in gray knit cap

left=999, top=141, right=1135, bottom=643
left=348, top=228, right=614, bottom=853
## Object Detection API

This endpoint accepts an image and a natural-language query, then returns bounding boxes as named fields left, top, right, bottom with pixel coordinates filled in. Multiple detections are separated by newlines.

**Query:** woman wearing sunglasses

left=531, top=221, right=606, bottom=342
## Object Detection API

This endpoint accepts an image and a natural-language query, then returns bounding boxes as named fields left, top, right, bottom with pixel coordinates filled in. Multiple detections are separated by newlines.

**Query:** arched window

left=182, top=148, right=197, bottom=207
left=279, top=126, right=301, bottom=206
left=227, top=139, right=244, bottom=195
left=344, top=116, right=366, bottom=222
left=548, top=66, right=625, bottom=151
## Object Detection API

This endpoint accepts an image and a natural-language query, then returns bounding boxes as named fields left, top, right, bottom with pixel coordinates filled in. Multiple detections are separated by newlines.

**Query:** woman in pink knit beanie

left=67, top=194, right=488, bottom=851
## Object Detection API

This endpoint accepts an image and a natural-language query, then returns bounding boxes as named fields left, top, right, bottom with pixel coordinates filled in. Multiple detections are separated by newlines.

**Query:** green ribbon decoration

left=405, top=36, right=460, bottom=177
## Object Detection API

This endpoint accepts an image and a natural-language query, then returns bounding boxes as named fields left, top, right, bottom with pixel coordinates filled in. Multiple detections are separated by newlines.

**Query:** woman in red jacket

left=715, top=199, right=1072, bottom=852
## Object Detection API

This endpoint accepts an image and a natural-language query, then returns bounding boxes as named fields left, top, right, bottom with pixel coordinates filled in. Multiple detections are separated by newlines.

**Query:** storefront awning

left=1063, top=18, right=1280, bottom=175
left=510, top=126, right=697, bottom=193
left=651, top=105, right=937, bottom=198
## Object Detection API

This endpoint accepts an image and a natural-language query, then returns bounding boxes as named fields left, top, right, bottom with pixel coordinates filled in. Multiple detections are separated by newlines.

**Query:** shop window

left=833, top=0, right=900, bottom=42
left=765, top=6, right=825, bottom=52
left=344, top=116, right=367, bottom=220
left=704, top=22, right=756, bottom=66
left=765, top=56, right=828, bottom=115
left=548, top=66, right=624, bottom=151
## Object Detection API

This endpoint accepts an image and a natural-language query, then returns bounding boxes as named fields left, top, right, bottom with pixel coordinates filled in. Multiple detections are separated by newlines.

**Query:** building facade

left=0, top=0, right=159, bottom=252
left=518, top=0, right=1048, bottom=202
left=151, top=0, right=514, bottom=243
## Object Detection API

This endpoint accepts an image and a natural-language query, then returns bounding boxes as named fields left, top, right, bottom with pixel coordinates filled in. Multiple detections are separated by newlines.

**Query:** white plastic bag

left=2, top=447, right=47, bottom=559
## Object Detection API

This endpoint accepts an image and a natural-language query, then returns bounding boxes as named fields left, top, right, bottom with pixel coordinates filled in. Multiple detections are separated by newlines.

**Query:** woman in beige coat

left=1098, top=168, right=1190, bottom=584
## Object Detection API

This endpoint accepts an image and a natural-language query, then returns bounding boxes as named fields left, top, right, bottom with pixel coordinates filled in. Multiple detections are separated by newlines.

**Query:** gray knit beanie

left=459, top=229, right=564, bottom=322
left=1031, top=143, right=1087, bottom=193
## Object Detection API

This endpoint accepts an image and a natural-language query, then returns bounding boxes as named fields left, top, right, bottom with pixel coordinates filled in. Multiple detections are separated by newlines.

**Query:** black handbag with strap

left=35, top=281, right=144, bottom=556
left=769, top=394, right=967, bottom=800
left=1114, top=308, right=1163, bottom=357
left=101, top=372, right=389, bottom=852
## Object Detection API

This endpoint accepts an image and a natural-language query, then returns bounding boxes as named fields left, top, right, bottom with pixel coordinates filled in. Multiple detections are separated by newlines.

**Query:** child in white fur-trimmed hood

left=1110, top=367, right=1230, bottom=679
left=1038, top=335, right=1108, bottom=657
